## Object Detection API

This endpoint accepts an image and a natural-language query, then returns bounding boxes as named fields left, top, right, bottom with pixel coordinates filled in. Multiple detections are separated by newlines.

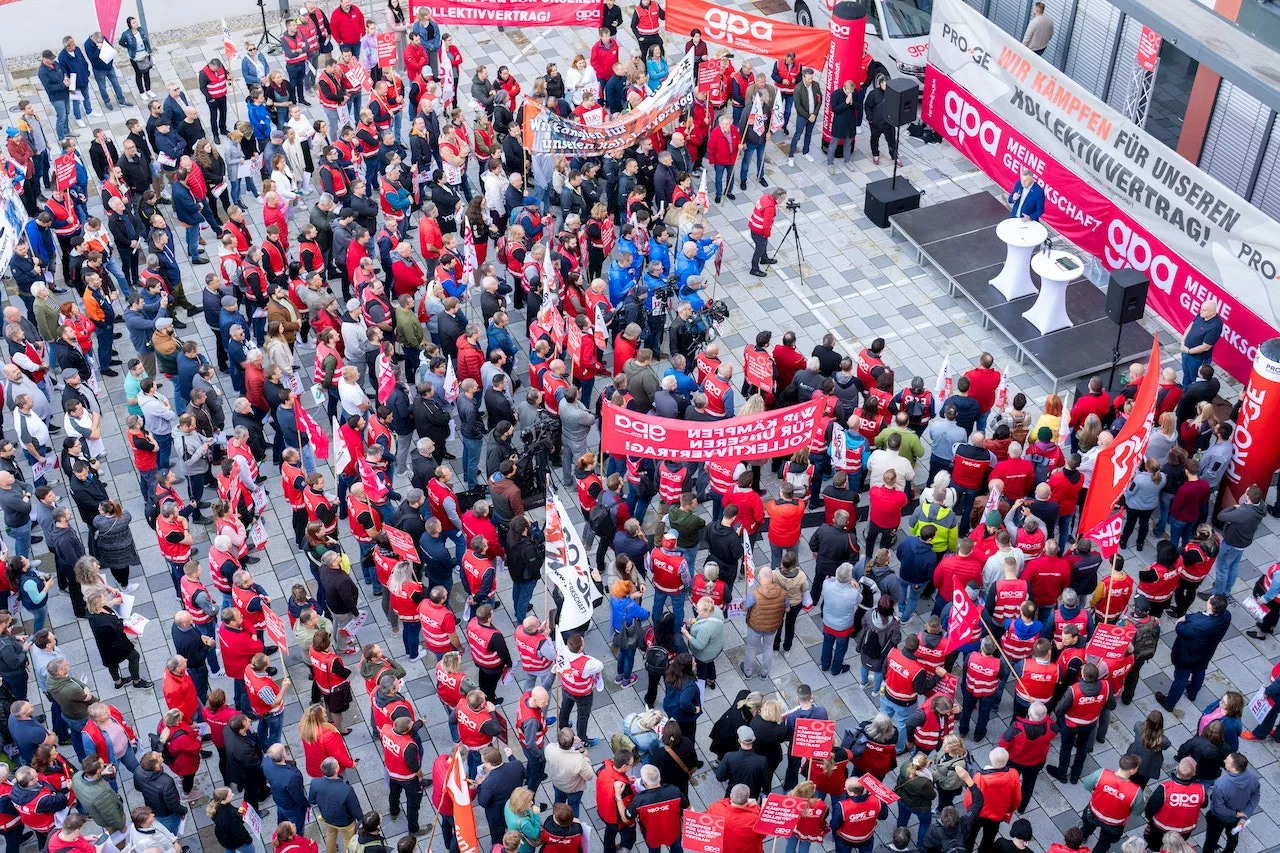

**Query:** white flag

left=933, top=355, right=954, bottom=406
left=1058, top=391, right=1072, bottom=450
left=544, top=486, right=601, bottom=630
left=993, top=367, right=1009, bottom=412
left=743, top=530, right=755, bottom=586
left=444, top=357, right=459, bottom=402
left=695, top=169, right=709, bottom=211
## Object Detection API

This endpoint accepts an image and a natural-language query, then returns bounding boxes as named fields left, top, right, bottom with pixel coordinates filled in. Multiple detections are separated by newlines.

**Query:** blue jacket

left=153, top=129, right=185, bottom=167
left=610, top=595, right=650, bottom=633
left=486, top=322, right=518, bottom=361
left=219, top=308, right=250, bottom=342
left=1208, top=765, right=1260, bottom=823
left=57, top=48, right=91, bottom=86
left=37, top=62, right=69, bottom=98
left=412, top=20, right=440, bottom=53
left=1008, top=180, right=1045, bottom=221
left=262, top=759, right=308, bottom=813
left=84, top=38, right=115, bottom=72
left=663, top=367, right=697, bottom=396
left=307, top=777, right=362, bottom=827
left=171, top=182, right=202, bottom=226
left=175, top=352, right=204, bottom=402
left=649, top=241, right=672, bottom=276
left=125, top=305, right=166, bottom=353
left=241, top=53, right=271, bottom=88
left=662, top=679, right=700, bottom=724
left=607, top=261, right=635, bottom=306
left=163, top=94, right=190, bottom=130
left=821, top=577, right=859, bottom=632
left=247, top=102, right=273, bottom=141
left=276, top=406, right=301, bottom=448
left=9, top=715, right=48, bottom=765
left=23, top=220, right=54, bottom=263
left=604, top=75, right=627, bottom=114
left=1171, top=610, right=1231, bottom=669
left=616, top=235, right=646, bottom=277
left=896, top=536, right=936, bottom=585
left=419, top=532, right=459, bottom=578
left=117, top=28, right=152, bottom=61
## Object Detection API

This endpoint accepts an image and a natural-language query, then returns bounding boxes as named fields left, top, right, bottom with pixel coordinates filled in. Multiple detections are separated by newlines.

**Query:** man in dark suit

left=1008, top=167, right=1046, bottom=221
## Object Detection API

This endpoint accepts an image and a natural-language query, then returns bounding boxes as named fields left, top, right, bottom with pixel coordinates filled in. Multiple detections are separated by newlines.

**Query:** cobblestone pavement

left=2, top=6, right=1278, bottom=853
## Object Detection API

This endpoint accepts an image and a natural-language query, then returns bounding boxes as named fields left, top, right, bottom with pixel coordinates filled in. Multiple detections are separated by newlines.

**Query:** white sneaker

left=74, top=119, right=86, bottom=128
left=786, top=157, right=795, bottom=167
left=804, top=153, right=814, bottom=162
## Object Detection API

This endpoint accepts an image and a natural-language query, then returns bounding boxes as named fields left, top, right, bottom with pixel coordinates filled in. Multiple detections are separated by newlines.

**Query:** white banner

left=544, top=487, right=602, bottom=633
left=928, top=0, right=1280, bottom=373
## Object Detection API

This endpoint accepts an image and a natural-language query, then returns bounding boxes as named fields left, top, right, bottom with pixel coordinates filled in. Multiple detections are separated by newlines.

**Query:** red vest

left=309, top=647, right=346, bottom=694
left=389, top=580, right=422, bottom=621
left=435, top=663, right=465, bottom=707
left=1000, top=625, right=1037, bottom=662
left=420, top=601, right=457, bottom=653
left=692, top=574, right=726, bottom=607
left=462, top=552, right=494, bottom=597
left=1151, top=779, right=1206, bottom=834
left=706, top=460, right=737, bottom=497
left=203, top=64, right=229, bottom=97
left=455, top=699, right=494, bottom=748
left=427, top=479, right=456, bottom=531
left=303, top=487, right=337, bottom=536
left=915, top=632, right=945, bottom=670
left=883, top=648, right=923, bottom=703
left=912, top=706, right=954, bottom=752
left=1062, top=682, right=1108, bottom=728
left=370, top=693, right=415, bottom=733
left=281, top=461, right=306, bottom=509
left=650, top=549, right=685, bottom=595
left=516, top=693, right=547, bottom=750
left=576, top=473, right=602, bottom=511
left=1051, top=607, right=1091, bottom=646
left=1089, top=769, right=1140, bottom=827
left=808, top=757, right=849, bottom=797
left=964, top=652, right=1002, bottom=697
left=244, top=668, right=280, bottom=716
left=380, top=725, right=417, bottom=780
left=346, top=494, right=378, bottom=543
left=13, top=786, right=58, bottom=832
left=514, top=626, right=551, bottom=673
left=992, top=578, right=1029, bottom=621
left=703, top=374, right=730, bottom=416
left=180, top=575, right=214, bottom=625
left=834, top=796, right=880, bottom=843
left=157, top=515, right=191, bottom=564
left=1138, top=560, right=1181, bottom=603
left=232, top=584, right=265, bottom=634
left=1094, top=573, right=1134, bottom=621
left=560, top=653, right=596, bottom=697
left=635, top=1, right=661, bottom=33
left=466, top=618, right=502, bottom=669
left=658, top=462, right=685, bottom=504
left=1016, top=657, right=1058, bottom=703
left=1179, top=542, right=1217, bottom=582
left=313, top=341, right=344, bottom=386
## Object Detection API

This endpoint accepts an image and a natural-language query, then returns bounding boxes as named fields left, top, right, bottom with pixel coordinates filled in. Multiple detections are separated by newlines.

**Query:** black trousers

left=478, top=665, right=503, bottom=703
left=869, top=123, right=898, bottom=159
left=1079, top=809, right=1126, bottom=853
left=388, top=777, right=424, bottom=832
left=1011, top=762, right=1041, bottom=813
left=1203, top=812, right=1243, bottom=853
left=774, top=603, right=802, bottom=651
left=750, top=232, right=768, bottom=272
left=292, top=507, right=309, bottom=549
left=561, top=689, right=594, bottom=741
left=206, top=97, right=229, bottom=136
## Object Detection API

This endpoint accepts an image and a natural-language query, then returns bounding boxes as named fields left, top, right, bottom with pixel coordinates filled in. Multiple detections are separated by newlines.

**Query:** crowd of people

left=0, top=4, right=1276, bottom=853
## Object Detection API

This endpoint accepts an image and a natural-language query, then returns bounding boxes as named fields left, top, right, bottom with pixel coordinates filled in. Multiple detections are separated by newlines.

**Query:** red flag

left=942, top=588, right=981, bottom=653
left=376, top=352, right=394, bottom=405
left=1078, top=340, right=1162, bottom=532
left=295, top=403, right=329, bottom=461
left=95, top=0, right=124, bottom=47
left=446, top=748, right=482, bottom=853
left=1079, top=510, right=1124, bottom=559
left=222, top=20, right=238, bottom=60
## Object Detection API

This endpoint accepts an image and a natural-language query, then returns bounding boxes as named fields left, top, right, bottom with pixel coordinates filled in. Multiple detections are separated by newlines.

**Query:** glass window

left=880, top=0, right=934, bottom=38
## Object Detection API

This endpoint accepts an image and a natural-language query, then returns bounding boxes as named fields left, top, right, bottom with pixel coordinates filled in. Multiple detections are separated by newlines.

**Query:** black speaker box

left=883, top=78, right=920, bottom=127
left=865, top=178, right=921, bottom=228
left=1106, top=268, right=1149, bottom=325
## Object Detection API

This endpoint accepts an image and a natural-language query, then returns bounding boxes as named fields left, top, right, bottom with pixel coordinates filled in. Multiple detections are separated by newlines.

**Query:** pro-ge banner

left=601, top=398, right=824, bottom=461
left=409, top=0, right=601, bottom=28
left=523, top=52, right=695, bottom=155
left=925, top=0, right=1280, bottom=381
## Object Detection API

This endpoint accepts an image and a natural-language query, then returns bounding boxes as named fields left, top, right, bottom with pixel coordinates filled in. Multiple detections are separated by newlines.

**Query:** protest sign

left=791, top=718, right=836, bottom=760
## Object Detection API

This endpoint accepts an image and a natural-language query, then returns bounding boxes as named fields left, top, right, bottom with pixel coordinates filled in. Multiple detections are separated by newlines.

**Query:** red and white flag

left=695, top=169, right=709, bottom=211
left=943, top=588, right=982, bottom=653
left=933, top=355, right=954, bottom=406
left=1057, top=391, right=1073, bottom=449
left=444, top=357, right=459, bottom=403
left=445, top=747, right=482, bottom=853
left=222, top=20, right=237, bottom=60
left=992, top=367, right=1008, bottom=412
left=376, top=351, right=394, bottom=405
left=460, top=218, right=478, bottom=284
left=593, top=303, right=608, bottom=350
left=1080, top=511, right=1124, bottom=559
left=743, top=530, right=755, bottom=586
left=295, top=403, right=329, bottom=461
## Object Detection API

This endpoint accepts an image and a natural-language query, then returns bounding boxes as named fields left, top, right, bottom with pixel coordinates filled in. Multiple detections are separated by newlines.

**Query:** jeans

left=155, top=814, right=182, bottom=836
left=651, top=589, right=686, bottom=634
left=70, top=87, right=94, bottom=119
left=182, top=223, right=201, bottom=260
left=896, top=801, right=933, bottom=849
left=820, top=630, right=850, bottom=673
left=956, top=487, right=978, bottom=536
left=286, top=64, right=307, bottom=106
left=94, top=68, right=126, bottom=107
left=1154, top=490, right=1174, bottom=537
left=1181, top=353, right=1210, bottom=389
left=742, top=628, right=774, bottom=677
left=66, top=716, right=89, bottom=761
left=827, top=137, right=854, bottom=164
left=401, top=620, right=421, bottom=659
left=1169, top=518, right=1194, bottom=550
left=526, top=754, right=547, bottom=791
left=1213, top=543, right=1244, bottom=595
left=751, top=231, right=769, bottom=272
left=7, top=520, right=31, bottom=560
left=617, top=646, right=636, bottom=679
left=860, top=664, right=884, bottom=691
left=155, top=433, right=173, bottom=471
left=512, top=579, right=537, bottom=619
left=713, top=164, right=732, bottom=198
left=880, top=695, right=914, bottom=751
left=460, top=435, right=482, bottom=487
left=739, top=142, right=765, bottom=182
left=552, top=788, right=583, bottom=817
left=26, top=605, right=47, bottom=633
left=900, top=582, right=924, bottom=621
left=50, top=97, right=71, bottom=141
left=958, top=690, right=999, bottom=740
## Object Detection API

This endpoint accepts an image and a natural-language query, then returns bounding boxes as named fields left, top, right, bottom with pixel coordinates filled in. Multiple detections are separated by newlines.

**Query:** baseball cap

left=985, top=510, right=1001, bottom=526
left=736, top=726, right=755, bottom=742
left=662, top=530, right=677, bottom=542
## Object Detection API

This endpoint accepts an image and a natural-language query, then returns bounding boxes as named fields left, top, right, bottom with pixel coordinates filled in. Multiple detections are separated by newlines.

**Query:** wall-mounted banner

left=523, top=52, right=695, bottom=155
left=601, top=398, right=824, bottom=461
left=924, top=0, right=1280, bottom=381
left=664, top=0, right=831, bottom=70
left=410, top=0, right=602, bottom=27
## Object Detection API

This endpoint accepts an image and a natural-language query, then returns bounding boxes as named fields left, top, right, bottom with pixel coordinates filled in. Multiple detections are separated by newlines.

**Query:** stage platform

left=888, top=193, right=1154, bottom=387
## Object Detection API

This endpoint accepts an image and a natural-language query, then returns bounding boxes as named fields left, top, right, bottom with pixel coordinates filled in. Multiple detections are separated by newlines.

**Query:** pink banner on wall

left=921, top=66, right=1275, bottom=382
left=95, top=0, right=124, bottom=41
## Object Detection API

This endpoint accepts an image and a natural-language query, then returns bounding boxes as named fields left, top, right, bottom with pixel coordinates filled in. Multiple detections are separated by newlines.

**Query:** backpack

left=783, top=465, right=811, bottom=500
left=644, top=644, right=673, bottom=674
left=1130, top=616, right=1160, bottom=661
left=858, top=622, right=886, bottom=661
left=589, top=499, right=615, bottom=538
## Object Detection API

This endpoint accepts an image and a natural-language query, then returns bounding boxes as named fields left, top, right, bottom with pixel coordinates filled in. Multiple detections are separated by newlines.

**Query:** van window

left=880, top=0, right=932, bottom=38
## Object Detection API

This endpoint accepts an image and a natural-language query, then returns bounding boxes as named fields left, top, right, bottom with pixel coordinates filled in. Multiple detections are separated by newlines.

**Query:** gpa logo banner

left=1080, top=511, right=1124, bottom=560
left=665, top=0, right=832, bottom=68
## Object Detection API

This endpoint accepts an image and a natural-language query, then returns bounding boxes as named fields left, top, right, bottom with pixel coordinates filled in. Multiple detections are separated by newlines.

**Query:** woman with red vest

left=1170, top=525, right=1218, bottom=619
left=272, top=820, right=319, bottom=853
left=156, top=707, right=203, bottom=796
left=387, top=562, right=426, bottom=661
left=308, top=630, right=353, bottom=732
left=298, top=703, right=356, bottom=779
left=850, top=714, right=899, bottom=781
left=1137, top=540, right=1182, bottom=619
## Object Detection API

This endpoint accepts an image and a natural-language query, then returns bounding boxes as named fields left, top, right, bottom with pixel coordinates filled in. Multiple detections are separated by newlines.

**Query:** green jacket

left=793, top=79, right=823, bottom=122
left=874, top=425, right=926, bottom=468
left=395, top=306, right=424, bottom=350
left=667, top=506, right=706, bottom=549
left=34, top=298, right=59, bottom=343
left=909, top=501, right=959, bottom=554
left=72, top=772, right=125, bottom=833
left=685, top=613, right=725, bottom=662
left=894, top=756, right=937, bottom=812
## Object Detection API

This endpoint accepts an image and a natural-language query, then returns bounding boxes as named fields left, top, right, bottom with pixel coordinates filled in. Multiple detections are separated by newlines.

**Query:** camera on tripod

left=650, top=273, right=678, bottom=303
left=516, top=415, right=561, bottom=498
left=785, top=199, right=801, bottom=212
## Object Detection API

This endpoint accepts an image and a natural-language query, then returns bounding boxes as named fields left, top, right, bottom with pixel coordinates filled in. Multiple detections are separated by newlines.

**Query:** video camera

left=785, top=199, right=801, bottom=212
left=691, top=298, right=731, bottom=345
left=516, top=415, right=561, bottom=498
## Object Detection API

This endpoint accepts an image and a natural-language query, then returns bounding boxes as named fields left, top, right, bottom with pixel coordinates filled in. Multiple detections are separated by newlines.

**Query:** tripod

left=772, top=203, right=807, bottom=287
left=256, top=0, right=283, bottom=53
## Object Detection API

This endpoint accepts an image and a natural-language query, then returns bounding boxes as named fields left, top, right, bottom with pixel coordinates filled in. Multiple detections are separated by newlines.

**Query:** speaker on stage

left=883, top=78, right=920, bottom=127
left=1106, top=269, right=1149, bottom=325
left=865, top=177, right=921, bottom=227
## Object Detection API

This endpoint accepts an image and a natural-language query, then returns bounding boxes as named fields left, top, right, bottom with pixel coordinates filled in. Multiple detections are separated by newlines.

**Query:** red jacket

left=748, top=195, right=777, bottom=237
left=456, top=338, right=484, bottom=385
left=1047, top=468, right=1084, bottom=516
left=1069, top=391, right=1111, bottom=429
left=301, top=725, right=356, bottom=778
left=263, top=201, right=290, bottom=247
left=162, top=669, right=199, bottom=724
left=404, top=42, right=429, bottom=85
left=217, top=624, right=264, bottom=680
left=328, top=4, right=366, bottom=44
left=933, top=554, right=984, bottom=601
left=764, top=499, right=804, bottom=547
left=392, top=258, right=426, bottom=298
left=724, top=487, right=764, bottom=535
left=964, top=367, right=1002, bottom=412
left=966, top=767, right=1022, bottom=823
left=773, top=345, right=806, bottom=391
left=1021, top=555, right=1072, bottom=607
left=706, top=126, right=741, bottom=166
left=705, top=800, right=765, bottom=853
left=158, top=720, right=202, bottom=777
left=590, top=40, right=620, bottom=85
left=613, top=334, right=639, bottom=375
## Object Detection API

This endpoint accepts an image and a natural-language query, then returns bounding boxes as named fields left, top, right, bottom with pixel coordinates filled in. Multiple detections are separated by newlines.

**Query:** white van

left=792, top=0, right=932, bottom=85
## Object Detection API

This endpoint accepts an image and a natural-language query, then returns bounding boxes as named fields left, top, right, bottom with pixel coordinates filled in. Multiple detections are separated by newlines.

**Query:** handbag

left=663, top=744, right=692, bottom=776
left=135, top=53, right=154, bottom=72
left=617, top=607, right=646, bottom=650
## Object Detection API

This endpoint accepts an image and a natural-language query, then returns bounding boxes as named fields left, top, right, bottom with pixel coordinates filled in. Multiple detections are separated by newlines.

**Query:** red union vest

left=1138, top=560, right=1181, bottom=603
left=1179, top=541, right=1217, bottom=583
left=514, top=626, right=551, bottom=673
left=1051, top=607, right=1091, bottom=646
left=419, top=601, right=457, bottom=654
left=835, top=796, right=880, bottom=843
left=853, top=737, right=895, bottom=779
left=14, top=786, right=57, bottom=832
left=650, top=549, right=685, bottom=595
left=202, top=64, right=229, bottom=98
left=808, top=757, right=849, bottom=797
left=228, top=440, right=260, bottom=483
left=692, top=574, right=726, bottom=607
left=950, top=451, right=991, bottom=490
left=992, top=578, right=1029, bottom=621
left=706, top=459, right=737, bottom=497
left=635, top=1, right=661, bottom=33
left=157, top=515, right=191, bottom=564
left=309, top=647, right=346, bottom=694
left=883, top=648, right=923, bottom=703
left=370, top=693, right=415, bottom=733
left=466, top=617, right=502, bottom=669
left=576, top=472, right=602, bottom=511
left=456, top=699, right=494, bottom=748
left=856, top=348, right=883, bottom=388
left=702, top=374, right=730, bottom=416
left=180, top=575, right=214, bottom=625
left=313, top=341, right=343, bottom=386
left=462, top=552, right=494, bottom=597
left=243, top=668, right=280, bottom=716
left=346, top=494, right=378, bottom=543
left=635, top=796, right=683, bottom=848
left=207, top=545, right=238, bottom=594
left=281, top=461, right=306, bottom=510
left=281, top=32, right=310, bottom=64
left=1094, top=573, right=1135, bottom=622
left=302, top=487, right=337, bottom=536
left=1089, top=769, right=1140, bottom=827
left=543, top=374, right=568, bottom=416
left=45, top=195, right=79, bottom=237
left=1151, top=779, right=1207, bottom=834
left=1000, top=625, right=1037, bottom=662
left=427, top=478, right=456, bottom=531
left=560, top=653, right=596, bottom=697
left=964, top=652, right=1002, bottom=697
left=695, top=352, right=720, bottom=386
left=912, top=706, right=954, bottom=752
left=435, top=663, right=465, bottom=708
left=1015, top=657, right=1057, bottom=704
left=0, top=780, right=19, bottom=831
left=1063, top=682, right=1108, bottom=728
left=516, top=692, right=547, bottom=749
left=232, top=585, right=265, bottom=635
left=381, top=725, right=417, bottom=780
left=389, top=579, right=422, bottom=622
left=915, top=632, right=945, bottom=670
left=657, top=462, right=685, bottom=504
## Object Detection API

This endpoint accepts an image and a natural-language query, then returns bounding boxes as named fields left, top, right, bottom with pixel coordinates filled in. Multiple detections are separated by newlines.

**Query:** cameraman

left=669, top=302, right=699, bottom=368
left=640, top=263, right=670, bottom=355
left=749, top=188, right=786, bottom=277
left=679, top=275, right=707, bottom=312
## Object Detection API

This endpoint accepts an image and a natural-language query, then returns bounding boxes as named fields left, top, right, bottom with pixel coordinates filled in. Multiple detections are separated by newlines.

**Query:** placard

left=31, top=456, right=57, bottom=482
left=682, top=812, right=725, bottom=853
left=262, top=606, right=289, bottom=651
left=250, top=518, right=268, bottom=550
left=408, top=0, right=602, bottom=29
left=1086, top=622, right=1135, bottom=661
left=53, top=153, right=77, bottom=191
left=928, top=672, right=958, bottom=700
left=752, top=794, right=805, bottom=837
left=859, top=773, right=899, bottom=805
left=376, top=32, right=398, bottom=68
left=697, top=59, right=724, bottom=100
left=122, top=613, right=149, bottom=637
left=384, top=523, right=419, bottom=563
left=743, top=346, right=774, bottom=392
left=1248, top=684, right=1274, bottom=723
left=791, top=718, right=836, bottom=760
left=242, top=803, right=262, bottom=837
left=601, top=398, right=824, bottom=462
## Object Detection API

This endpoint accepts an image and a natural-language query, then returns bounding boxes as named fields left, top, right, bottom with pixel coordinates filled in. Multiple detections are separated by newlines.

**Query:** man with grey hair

left=410, top=439, right=437, bottom=492
left=1142, top=756, right=1205, bottom=851
left=625, top=761, right=690, bottom=845
left=139, top=376, right=178, bottom=470
left=705, top=783, right=763, bottom=849
left=308, top=755, right=362, bottom=853
left=819, top=564, right=859, bottom=675
left=558, top=386, right=594, bottom=483
left=263, top=742, right=308, bottom=830
left=651, top=374, right=680, bottom=419
left=2, top=363, right=49, bottom=421
left=953, top=747, right=1021, bottom=852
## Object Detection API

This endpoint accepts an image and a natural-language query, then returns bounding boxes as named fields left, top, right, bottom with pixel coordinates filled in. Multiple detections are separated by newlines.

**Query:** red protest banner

left=1086, top=622, right=1135, bottom=661
left=752, top=794, right=805, bottom=837
left=697, top=59, right=724, bottom=99
left=383, top=524, right=418, bottom=563
left=601, top=399, right=823, bottom=462
left=791, top=718, right=836, bottom=760
left=1136, top=26, right=1162, bottom=72
left=743, top=346, right=774, bottom=391
left=1080, top=511, right=1124, bottom=560
left=53, top=152, right=77, bottom=190
left=375, top=31, right=398, bottom=68
left=859, top=774, right=899, bottom=805
left=928, top=673, right=958, bottom=701
left=666, top=0, right=831, bottom=70
left=409, top=0, right=602, bottom=28
left=682, top=812, right=725, bottom=853
left=262, top=607, right=289, bottom=651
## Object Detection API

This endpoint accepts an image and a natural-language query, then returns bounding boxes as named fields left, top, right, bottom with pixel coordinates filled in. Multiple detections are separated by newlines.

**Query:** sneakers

left=725, top=191, right=736, bottom=200
left=873, top=155, right=880, bottom=165
left=804, top=153, right=814, bottom=162
left=75, top=119, right=86, bottom=128
left=739, top=178, right=747, bottom=190
left=787, top=157, right=794, bottom=167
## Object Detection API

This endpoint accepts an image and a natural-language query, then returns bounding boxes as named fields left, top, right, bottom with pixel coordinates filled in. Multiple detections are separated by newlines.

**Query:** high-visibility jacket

left=389, top=580, right=422, bottom=622
left=202, top=63, right=229, bottom=97
left=883, top=648, right=923, bottom=704
left=419, top=601, right=457, bottom=653
left=281, top=461, right=306, bottom=509
left=435, top=663, right=466, bottom=708
left=634, top=1, right=661, bottom=34
left=303, top=487, right=338, bottom=536
left=1138, top=560, right=1181, bottom=603
left=963, top=652, right=1002, bottom=697
left=1015, top=657, right=1057, bottom=704
left=1150, top=778, right=1207, bottom=834
left=650, top=549, right=685, bottom=595
left=833, top=795, right=881, bottom=844
left=991, top=578, right=1029, bottom=621
left=516, top=692, right=547, bottom=750
left=1061, top=682, right=1109, bottom=728
left=912, top=706, right=954, bottom=752
left=657, top=462, right=685, bottom=504
left=427, top=478, right=456, bottom=531
left=560, top=653, right=596, bottom=697
left=462, top=552, right=495, bottom=597
left=514, top=626, right=551, bottom=673
left=180, top=576, right=214, bottom=625
left=466, top=618, right=502, bottom=669
left=309, top=647, right=347, bottom=694
left=157, top=515, right=191, bottom=564
left=455, top=699, right=495, bottom=748
left=703, top=374, right=730, bottom=416
left=1088, top=769, right=1140, bottom=827
left=232, top=584, right=265, bottom=635
left=13, top=786, right=59, bottom=832
left=244, top=668, right=280, bottom=716
left=370, top=693, right=415, bottom=733
left=381, top=725, right=417, bottom=780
